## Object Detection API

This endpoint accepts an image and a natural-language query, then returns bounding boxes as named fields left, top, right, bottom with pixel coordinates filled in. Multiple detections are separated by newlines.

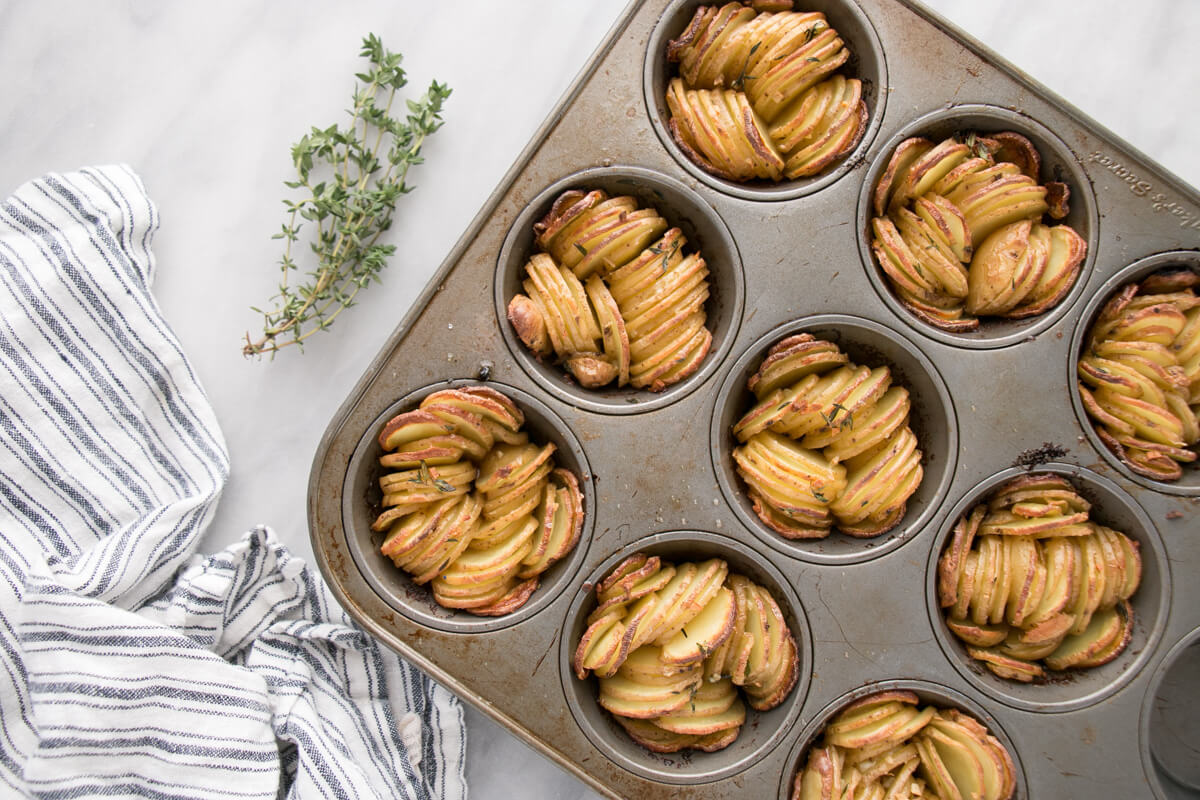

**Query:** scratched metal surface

left=307, top=0, right=1200, bottom=797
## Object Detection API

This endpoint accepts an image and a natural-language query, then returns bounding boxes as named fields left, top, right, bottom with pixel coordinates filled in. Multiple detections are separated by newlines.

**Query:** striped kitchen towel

left=0, top=165, right=466, bottom=800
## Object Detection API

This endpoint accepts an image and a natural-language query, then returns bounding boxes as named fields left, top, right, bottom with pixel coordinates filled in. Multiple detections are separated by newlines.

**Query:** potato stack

left=1078, top=268, right=1200, bottom=481
left=732, top=334, right=923, bottom=539
left=791, top=690, right=1016, bottom=800
left=936, top=474, right=1142, bottom=682
left=573, top=554, right=800, bottom=753
left=870, top=131, right=1087, bottom=332
left=665, top=1, right=868, bottom=182
left=372, top=386, right=584, bottom=616
left=507, top=189, right=713, bottom=392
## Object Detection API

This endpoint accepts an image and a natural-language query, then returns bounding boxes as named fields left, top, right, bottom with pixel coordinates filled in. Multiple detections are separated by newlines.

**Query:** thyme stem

left=244, top=34, right=451, bottom=357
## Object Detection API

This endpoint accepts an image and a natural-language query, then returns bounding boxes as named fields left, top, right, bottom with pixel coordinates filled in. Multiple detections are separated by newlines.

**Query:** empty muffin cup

left=1142, top=626, right=1200, bottom=798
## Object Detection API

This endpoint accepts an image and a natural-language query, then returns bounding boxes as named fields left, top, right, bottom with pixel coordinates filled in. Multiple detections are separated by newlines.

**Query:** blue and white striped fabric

left=0, top=165, right=466, bottom=800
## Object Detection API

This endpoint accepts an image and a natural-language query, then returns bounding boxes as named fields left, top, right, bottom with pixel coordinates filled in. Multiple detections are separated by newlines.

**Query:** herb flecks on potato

left=665, top=1, right=868, bottom=183
left=733, top=334, right=924, bottom=539
left=373, top=386, right=583, bottom=616
left=509, top=190, right=713, bottom=392
left=870, top=131, right=1086, bottom=332
left=574, top=554, right=800, bottom=754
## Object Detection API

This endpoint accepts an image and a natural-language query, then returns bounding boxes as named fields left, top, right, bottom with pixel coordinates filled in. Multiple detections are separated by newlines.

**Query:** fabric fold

left=0, top=165, right=465, bottom=800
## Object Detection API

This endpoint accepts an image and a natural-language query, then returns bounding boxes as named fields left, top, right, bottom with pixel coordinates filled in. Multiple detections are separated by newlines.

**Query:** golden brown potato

left=1078, top=269, right=1200, bottom=481
left=870, top=131, right=1086, bottom=331
left=790, top=691, right=1016, bottom=800
left=509, top=190, right=713, bottom=391
left=665, top=1, right=868, bottom=183
left=935, top=474, right=1142, bottom=680
left=575, top=554, right=800, bottom=753
left=373, top=387, right=584, bottom=616
left=732, top=334, right=924, bottom=539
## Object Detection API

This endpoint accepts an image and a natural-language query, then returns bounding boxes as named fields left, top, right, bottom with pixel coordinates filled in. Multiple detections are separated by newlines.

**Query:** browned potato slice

left=627, top=561, right=699, bottom=652
left=1024, top=537, right=1075, bottom=627
left=574, top=608, right=625, bottom=680
left=614, top=715, right=737, bottom=754
left=779, top=75, right=867, bottom=179
left=967, top=647, right=1044, bottom=682
left=1045, top=601, right=1127, bottom=670
left=550, top=196, right=638, bottom=273
left=598, top=674, right=698, bottom=719
left=654, top=678, right=744, bottom=735
left=378, top=409, right=454, bottom=451
left=1074, top=600, right=1134, bottom=668
left=874, top=136, right=933, bottom=217
left=571, top=208, right=669, bottom=281
left=660, top=585, right=736, bottom=665
left=403, top=493, right=483, bottom=584
left=1006, top=224, right=1086, bottom=319
left=584, top=274, right=630, bottom=386
left=792, top=746, right=840, bottom=800
left=946, top=617, right=1009, bottom=648
left=938, top=506, right=984, bottom=607
left=922, top=725, right=984, bottom=800
left=748, top=333, right=849, bottom=398
left=747, top=26, right=848, bottom=121
left=888, top=137, right=972, bottom=216
left=649, top=560, right=728, bottom=652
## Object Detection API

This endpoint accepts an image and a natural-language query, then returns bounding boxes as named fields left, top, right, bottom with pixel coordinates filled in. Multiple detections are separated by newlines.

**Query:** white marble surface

left=1, top=1, right=1197, bottom=798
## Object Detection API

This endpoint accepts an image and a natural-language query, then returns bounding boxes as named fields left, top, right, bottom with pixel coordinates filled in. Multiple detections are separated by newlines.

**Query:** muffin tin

left=308, top=1, right=1200, bottom=797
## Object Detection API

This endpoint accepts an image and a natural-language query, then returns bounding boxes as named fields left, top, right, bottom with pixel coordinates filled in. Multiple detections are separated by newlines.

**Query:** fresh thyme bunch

left=244, top=34, right=451, bottom=357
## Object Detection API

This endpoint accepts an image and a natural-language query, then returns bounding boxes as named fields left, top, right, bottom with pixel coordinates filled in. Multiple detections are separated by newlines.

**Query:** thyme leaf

left=730, top=41, right=761, bottom=91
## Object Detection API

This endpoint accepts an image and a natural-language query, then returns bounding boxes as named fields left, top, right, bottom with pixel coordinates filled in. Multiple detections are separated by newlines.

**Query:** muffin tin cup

left=341, top=379, right=596, bottom=633
left=778, top=679, right=1028, bottom=800
left=643, top=0, right=888, bottom=202
left=857, top=104, right=1100, bottom=350
left=1068, top=251, right=1200, bottom=496
left=925, top=463, right=1171, bottom=713
left=711, top=313, right=958, bottom=565
left=495, top=165, right=745, bottom=415
left=1142, top=625, right=1200, bottom=798
left=558, top=529, right=813, bottom=785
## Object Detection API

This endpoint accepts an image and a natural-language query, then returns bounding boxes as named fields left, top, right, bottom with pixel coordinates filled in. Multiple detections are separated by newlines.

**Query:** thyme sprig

left=244, top=34, right=451, bottom=357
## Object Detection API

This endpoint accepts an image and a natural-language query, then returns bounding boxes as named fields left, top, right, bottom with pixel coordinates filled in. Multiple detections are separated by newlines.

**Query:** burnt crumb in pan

left=870, top=130, right=1087, bottom=332
left=1013, top=442, right=1070, bottom=469
left=1077, top=267, right=1200, bottom=483
left=664, top=1, right=869, bottom=184
left=507, top=188, right=714, bottom=392
left=370, top=385, right=584, bottom=616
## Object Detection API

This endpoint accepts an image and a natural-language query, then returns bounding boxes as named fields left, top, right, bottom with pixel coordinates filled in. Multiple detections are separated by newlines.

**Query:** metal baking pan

left=308, top=0, right=1200, bottom=796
